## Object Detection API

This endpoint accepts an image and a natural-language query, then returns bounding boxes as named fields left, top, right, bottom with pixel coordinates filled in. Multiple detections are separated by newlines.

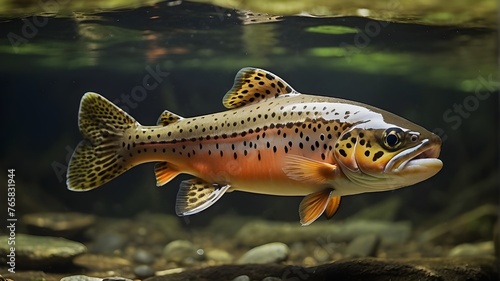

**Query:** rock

left=144, top=256, right=499, bottom=281
left=448, top=241, right=494, bottom=257
left=23, top=212, right=95, bottom=238
left=61, top=276, right=133, bottom=281
left=345, top=234, right=380, bottom=258
left=61, top=275, right=103, bottom=281
left=235, top=220, right=410, bottom=247
left=102, top=278, right=133, bottom=281
left=73, top=254, right=131, bottom=271
left=312, top=247, right=330, bottom=263
left=163, top=240, right=204, bottom=264
left=261, top=277, right=281, bottom=281
left=232, top=275, right=250, bottom=281
left=134, top=264, right=156, bottom=279
left=206, top=248, right=233, bottom=263
left=133, top=249, right=155, bottom=264
left=237, top=242, right=289, bottom=264
left=0, top=234, right=86, bottom=269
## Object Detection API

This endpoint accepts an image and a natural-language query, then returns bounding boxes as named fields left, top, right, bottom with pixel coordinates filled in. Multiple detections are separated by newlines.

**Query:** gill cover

left=334, top=127, right=421, bottom=174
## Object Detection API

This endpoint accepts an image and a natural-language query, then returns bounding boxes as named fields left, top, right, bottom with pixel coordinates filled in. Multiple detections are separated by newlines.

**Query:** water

left=0, top=0, right=498, bottom=278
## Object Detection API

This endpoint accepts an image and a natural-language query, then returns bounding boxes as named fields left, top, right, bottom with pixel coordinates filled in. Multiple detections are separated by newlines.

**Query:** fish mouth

left=385, top=139, right=443, bottom=174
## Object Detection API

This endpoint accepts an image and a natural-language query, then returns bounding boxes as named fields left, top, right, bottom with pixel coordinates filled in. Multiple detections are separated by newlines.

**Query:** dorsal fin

left=222, top=67, right=298, bottom=109
left=157, top=110, right=183, bottom=126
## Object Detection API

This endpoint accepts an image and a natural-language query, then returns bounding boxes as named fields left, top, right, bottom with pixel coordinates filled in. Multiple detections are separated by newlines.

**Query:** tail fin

left=67, top=92, right=138, bottom=191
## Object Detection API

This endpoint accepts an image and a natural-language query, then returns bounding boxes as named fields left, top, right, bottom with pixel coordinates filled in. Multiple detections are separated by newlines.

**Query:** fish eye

left=382, top=127, right=404, bottom=149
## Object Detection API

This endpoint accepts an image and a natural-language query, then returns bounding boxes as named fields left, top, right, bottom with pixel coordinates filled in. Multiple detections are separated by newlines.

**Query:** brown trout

left=67, top=68, right=442, bottom=225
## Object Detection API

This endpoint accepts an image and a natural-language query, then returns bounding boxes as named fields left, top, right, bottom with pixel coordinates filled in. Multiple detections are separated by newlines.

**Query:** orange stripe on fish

left=67, top=68, right=443, bottom=225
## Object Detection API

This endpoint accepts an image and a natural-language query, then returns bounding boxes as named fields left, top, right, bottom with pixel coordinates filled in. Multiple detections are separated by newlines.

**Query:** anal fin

left=325, top=196, right=341, bottom=219
left=283, top=155, right=338, bottom=184
left=299, top=189, right=334, bottom=226
left=154, top=162, right=180, bottom=186
left=176, top=179, right=231, bottom=216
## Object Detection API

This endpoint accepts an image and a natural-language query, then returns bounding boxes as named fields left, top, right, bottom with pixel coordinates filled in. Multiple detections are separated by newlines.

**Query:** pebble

left=232, top=275, right=250, bottom=281
left=61, top=276, right=132, bottom=281
left=237, top=242, right=289, bottom=264
left=448, top=241, right=494, bottom=257
left=345, top=234, right=380, bottom=257
left=133, top=264, right=156, bottom=279
left=163, top=240, right=204, bottom=264
left=133, top=249, right=155, bottom=264
left=61, top=275, right=103, bottom=281
left=23, top=212, right=95, bottom=238
left=261, top=277, right=282, bottom=281
left=0, top=234, right=86, bottom=269
left=206, top=248, right=233, bottom=263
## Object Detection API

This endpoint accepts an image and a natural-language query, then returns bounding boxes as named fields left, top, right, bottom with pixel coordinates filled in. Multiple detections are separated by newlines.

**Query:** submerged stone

left=163, top=240, right=204, bottom=264
left=237, top=242, right=289, bottom=264
left=0, top=234, right=86, bottom=269
left=23, top=212, right=95, bottom=238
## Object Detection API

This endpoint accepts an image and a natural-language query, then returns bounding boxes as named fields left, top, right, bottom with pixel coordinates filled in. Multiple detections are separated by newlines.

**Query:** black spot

left=373, top=151, right=384, bottom=161
left=339, top=149, right=347, bottom=157
left=284, top=146, right=289, bottom=153
left=359, top=132, right=365, bottom=138
left=299, top=142, right=304, bottom=149
left=273, top=146, right=277, bottom=153
left=366, top=141, right=372, bottom=148
left=220, top=151, right=224, bottom=157
left=346, top=143, right=352, bottom=148
left=360, top=139, right=366, bottom=146
left=321, top=153, right=326, bottom=160
left=341, top=132, right=351, bottom=141
left=351, top=137, right=356, bottom=144
left=277, top=81, right=284, bottom=88
left=266, top=73, right=274, bottom=80
left=234, top=152, right=238, bottom=159
left=364, top=150, right=370, bottom=157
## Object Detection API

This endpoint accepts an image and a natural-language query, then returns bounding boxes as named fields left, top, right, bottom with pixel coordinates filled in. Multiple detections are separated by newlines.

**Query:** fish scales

left=67, top=67, right=443, bottom=225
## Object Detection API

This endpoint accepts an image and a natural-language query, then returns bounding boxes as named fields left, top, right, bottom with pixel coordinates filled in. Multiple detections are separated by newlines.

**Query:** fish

left=66, top=67, right=443, bottom=225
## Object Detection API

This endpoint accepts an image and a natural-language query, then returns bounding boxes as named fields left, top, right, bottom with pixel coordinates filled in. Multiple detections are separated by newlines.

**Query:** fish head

left=333, top=122, right=442, bottom=191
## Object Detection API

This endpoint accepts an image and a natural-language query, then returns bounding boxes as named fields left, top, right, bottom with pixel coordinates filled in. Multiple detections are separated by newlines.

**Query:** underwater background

left=0, top=0, right=499, bottom=280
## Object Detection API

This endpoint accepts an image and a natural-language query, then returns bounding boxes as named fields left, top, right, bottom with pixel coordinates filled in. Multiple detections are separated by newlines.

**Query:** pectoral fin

left=325, top=196, right=341, bottom=219
left=176, top=179, right=231, bottom=216
left=299, top=189, right=334, bottom=226
left=282, top=155, right=338, bottom=184
left=154, top=162, right=180, bottom=186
